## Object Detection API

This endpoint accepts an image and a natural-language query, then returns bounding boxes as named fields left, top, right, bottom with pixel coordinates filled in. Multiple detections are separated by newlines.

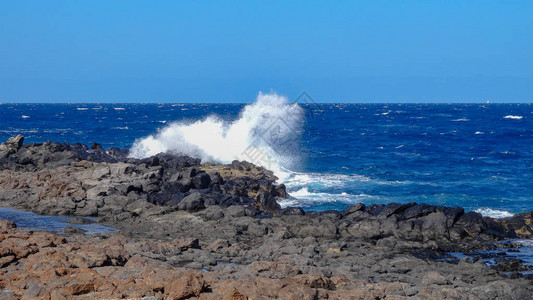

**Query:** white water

left=503, top=115, right=523, bottom=120
left=130, top=92, right=303, bottom=176
left=129, top=98, right=523, bottom=215
left=475, top=208, right=514, bottom=218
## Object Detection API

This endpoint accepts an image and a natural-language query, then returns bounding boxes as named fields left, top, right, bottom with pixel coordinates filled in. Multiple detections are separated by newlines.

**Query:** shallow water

left=445, top=239, right=533, bottom=275
left=0, top=207, right=115, bottom=234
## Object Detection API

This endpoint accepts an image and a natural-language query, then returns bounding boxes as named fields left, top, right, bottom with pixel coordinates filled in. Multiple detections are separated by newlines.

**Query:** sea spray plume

left=129, top=92, right=304, bottom=173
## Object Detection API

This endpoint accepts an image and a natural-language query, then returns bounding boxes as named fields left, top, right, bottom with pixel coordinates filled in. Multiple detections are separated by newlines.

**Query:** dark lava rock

left=256, top=191, right=281, bottom=213
left=90, top=143, right=103, bottom=150
left=209, top=172, right=224, bottom=185
left=401, top=203, right=437, bottom=219
left=436, top=206, right=465, bottom=227
left=178, top=193, right=205, bottom=212
left=378, top=202, right=416, bottom=218
left=191, top=173, right=211, bottom=189
left=278, top=207, right=305, bottom=216
left=455, top=212, right=487, bottom=236
left=364, top=204, right=385, bottom=216
left=343, top=203, right=365, bottom=214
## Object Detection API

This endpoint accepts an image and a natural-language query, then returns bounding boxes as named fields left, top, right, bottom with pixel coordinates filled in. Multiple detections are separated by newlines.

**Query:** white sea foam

left=130, top=92, right=303, bottom=175
left=503, top=115, right=523, bottom=120
left=451, top=118, right=469, bottom=122
left=21, top=115, right=30, bottom=119
left=475, top=208, right=514, bottom=218
left=475, top=131, right=484, bottom=135
left=77, top=108, right=89, bottom=111
left=278, top=186, right=375, bottom=208
left=129, top=99, right=524, bottom=215
left=113, top=107, right=125, bottom=111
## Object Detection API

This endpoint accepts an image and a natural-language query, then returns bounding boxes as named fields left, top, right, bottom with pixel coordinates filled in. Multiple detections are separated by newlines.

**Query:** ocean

left=1, top=96, right=532, bottom=217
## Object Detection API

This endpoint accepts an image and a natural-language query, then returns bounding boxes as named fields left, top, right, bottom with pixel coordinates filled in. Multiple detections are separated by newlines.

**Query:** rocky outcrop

left=0, top=135, right=24, bottom=159
left=1, top=136, right=533, bottom=299
left=1, top=135, right=532, bottom=251
left=1, top=219, right=532, bottom=299
left=0, top=136, right=286, bottom=218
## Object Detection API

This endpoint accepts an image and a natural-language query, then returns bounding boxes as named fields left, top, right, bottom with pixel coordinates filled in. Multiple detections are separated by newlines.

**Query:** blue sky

left=1, top=1, right=532, bottom=103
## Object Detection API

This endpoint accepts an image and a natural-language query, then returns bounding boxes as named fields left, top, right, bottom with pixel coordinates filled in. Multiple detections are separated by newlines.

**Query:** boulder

left=6, top=135, right=24, bottom=150
left=191, top=173, right=211, bottom=189
left=256, top=191, right=281, bottom=213
left=279, top=207, right=305, bottom=216
left=343, top=203, right=365, bottom=214
left=421, top=211, right=448, bottom=241
left=455, top=212, right=487, bottom=236
left=401, top=203, right=436, bottom=219
left=0, top=135, right=24, bottom=158
left=177, top=193, right=205, bottom=212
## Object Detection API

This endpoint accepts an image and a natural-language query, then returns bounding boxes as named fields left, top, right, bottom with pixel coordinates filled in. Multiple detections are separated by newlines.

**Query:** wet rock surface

left=1, top=136, right=533, bottom=299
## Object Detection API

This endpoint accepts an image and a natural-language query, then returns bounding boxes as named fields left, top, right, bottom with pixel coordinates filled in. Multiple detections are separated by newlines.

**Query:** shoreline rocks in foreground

left=1, top=135, right=533, bottom=299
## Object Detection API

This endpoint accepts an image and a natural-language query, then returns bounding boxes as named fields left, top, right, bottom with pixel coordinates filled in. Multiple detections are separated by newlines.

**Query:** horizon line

left=1, top=101, right=532, bottom=105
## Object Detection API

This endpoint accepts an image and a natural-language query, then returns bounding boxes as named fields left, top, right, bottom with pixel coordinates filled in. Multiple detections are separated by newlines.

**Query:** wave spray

left=129, top=92, right=304, bottom=177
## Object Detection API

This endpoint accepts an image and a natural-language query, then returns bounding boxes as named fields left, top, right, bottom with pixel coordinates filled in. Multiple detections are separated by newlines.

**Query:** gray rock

left=279, top=207, right=305, bottom=216
left=256, top=191, right=281, bottom=213
left=421, top=211, right=448, bottom=241
left=247, top=222, right=268, bottom=237
left=177, top=193, right=205, bottom=212
left=63, top=225, right=87, bottom=234
left=343, top=203, right=365, bottom=214
left=401, top=203, right=436, bottom=219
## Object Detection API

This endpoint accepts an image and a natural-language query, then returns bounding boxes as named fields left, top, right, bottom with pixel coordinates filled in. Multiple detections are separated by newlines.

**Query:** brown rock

left=165, top=271, right=206, bottom=299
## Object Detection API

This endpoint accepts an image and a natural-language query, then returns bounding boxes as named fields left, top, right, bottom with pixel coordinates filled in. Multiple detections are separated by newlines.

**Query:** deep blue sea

left=1, top=101, right=532, bottom=217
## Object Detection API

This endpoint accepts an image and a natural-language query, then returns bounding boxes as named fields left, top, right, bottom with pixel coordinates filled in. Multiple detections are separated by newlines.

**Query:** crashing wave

left=129, top=92, right=303, bottom=176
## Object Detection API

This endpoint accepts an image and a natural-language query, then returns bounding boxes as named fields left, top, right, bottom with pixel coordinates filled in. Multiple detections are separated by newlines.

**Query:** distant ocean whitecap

left=503, top=115, right=523, bottom=120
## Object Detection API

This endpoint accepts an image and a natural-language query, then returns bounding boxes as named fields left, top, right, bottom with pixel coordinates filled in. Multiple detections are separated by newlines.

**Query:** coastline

left=1, top=135, right=533, bottom=299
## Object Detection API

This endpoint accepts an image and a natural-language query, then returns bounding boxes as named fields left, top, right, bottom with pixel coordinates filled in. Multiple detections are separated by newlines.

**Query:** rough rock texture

left=0, top=137, right=285, bottom=218
left=1, top=220, right=532, bottom=299
left=1, top=136, right=533, bottom=299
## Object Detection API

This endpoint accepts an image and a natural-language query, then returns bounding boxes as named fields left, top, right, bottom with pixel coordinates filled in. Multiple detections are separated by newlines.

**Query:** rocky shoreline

left=1, top=135, right=533, bottom=299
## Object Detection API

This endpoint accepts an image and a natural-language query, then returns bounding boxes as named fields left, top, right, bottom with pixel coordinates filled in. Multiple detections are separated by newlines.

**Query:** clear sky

left=1, top=1, right=532, bottom=103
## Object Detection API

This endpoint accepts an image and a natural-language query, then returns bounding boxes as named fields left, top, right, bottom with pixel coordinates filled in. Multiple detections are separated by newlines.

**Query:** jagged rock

left=343, top=202, right=365, bottom=214
left=3, top=135, right=24, bottom=150
left=0, top=135, right=286, bottom=217
left=279, top=207, right=305, bottom=216
left=177, top=193, right=205, bottom=212
left=191, top=173, right=211, bottom=189
left=90, top=143, right=103, bottom=150
left=1, top=136, right=533, bottom=299
left=256, top=191, right=281, bottom=213
left=0, top=135, right=24, bottom=159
